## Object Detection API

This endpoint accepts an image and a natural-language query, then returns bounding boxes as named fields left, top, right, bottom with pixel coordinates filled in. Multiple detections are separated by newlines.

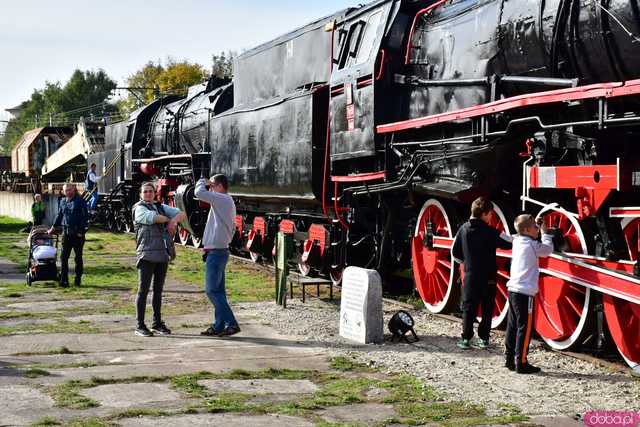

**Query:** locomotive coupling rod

left=500, top=76, right=578, bottom=87
left=132, top=154, right=194, bottom=163
left=394, top=74, right=489, bottom=87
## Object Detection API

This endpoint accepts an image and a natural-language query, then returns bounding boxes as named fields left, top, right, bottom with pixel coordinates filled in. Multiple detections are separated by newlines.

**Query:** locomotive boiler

left=89, top=0, right=640, bottom=371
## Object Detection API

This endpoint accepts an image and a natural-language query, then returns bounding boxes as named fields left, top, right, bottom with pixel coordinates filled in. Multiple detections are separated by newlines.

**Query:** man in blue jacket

left=49, top=183, right=89, bottom=287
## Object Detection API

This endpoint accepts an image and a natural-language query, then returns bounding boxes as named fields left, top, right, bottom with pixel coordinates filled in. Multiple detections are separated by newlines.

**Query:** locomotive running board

left=610, top=207, right=640, bottom=218
left=430, top=236, right=640, bottom=305
left=377, top=79, right=640, bottom=134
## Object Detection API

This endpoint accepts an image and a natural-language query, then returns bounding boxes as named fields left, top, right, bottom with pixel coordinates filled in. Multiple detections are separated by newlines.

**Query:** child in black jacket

left=452, top=197, right=513, bottom=349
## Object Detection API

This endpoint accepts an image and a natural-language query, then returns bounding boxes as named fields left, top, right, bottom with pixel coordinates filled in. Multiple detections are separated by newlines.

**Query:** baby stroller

left=26, top=225, right=59, bottom=286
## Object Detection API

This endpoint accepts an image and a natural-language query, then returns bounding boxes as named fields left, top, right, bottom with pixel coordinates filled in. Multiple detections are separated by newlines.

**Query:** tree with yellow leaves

left=119, top=58, right=209, bottom=113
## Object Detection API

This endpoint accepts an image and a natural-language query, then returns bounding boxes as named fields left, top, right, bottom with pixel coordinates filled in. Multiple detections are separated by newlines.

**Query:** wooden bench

left=287, top=272, right=333, bottom=303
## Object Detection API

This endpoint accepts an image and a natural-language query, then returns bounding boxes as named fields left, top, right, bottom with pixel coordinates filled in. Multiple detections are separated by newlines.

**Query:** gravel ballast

left=238, top=299, right=640, bottom=417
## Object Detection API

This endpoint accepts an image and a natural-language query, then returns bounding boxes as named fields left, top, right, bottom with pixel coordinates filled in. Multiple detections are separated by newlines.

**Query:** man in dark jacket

left=48, top=183, right=89, bottom=287
left=451, top=197, right=512, bottom=349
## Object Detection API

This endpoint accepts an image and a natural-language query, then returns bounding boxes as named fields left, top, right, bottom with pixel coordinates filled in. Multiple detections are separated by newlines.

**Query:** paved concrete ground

left=0, top=256, right=23, bottom=283
left=0, top=254, right=584, bottom=426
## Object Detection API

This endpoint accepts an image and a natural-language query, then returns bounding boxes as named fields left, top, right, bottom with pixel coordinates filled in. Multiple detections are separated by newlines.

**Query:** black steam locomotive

left=91, top=0, right=640, bottom=369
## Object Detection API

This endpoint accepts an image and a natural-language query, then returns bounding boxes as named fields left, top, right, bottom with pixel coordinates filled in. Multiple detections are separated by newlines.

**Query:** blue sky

left=0, top=0, right=359, bottom=121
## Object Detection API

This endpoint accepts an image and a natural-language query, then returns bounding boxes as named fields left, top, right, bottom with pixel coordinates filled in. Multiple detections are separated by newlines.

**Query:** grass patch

left=107, top=408, right=174, bottom=419
left=0, top=216, right=28, bottom=264
left=315, top=423, right=368, bottom=427
left=396, top=401, right=485, bottom=422
left=0, top=282, right=56, bottom=298
left=168, top=249, right=273, bottom=302
left=0, top=318, right=103, bottom=336
left=379, top=375, right=441, bottom=404
left=5, top=292, right=23, bottom=298
left=440, top=414, right=529, bottom=427
left=224, top=367, right=310, bottom=380
left=274, top=376, right=374, bottom=416
left=39, top=367, right=526, bottom=426
left=65, top=418, right=115, bottom=427
left=31, top=416, right=62, bottom=426
left=47, top=381, right=100, bottom=409
left=47, top=375, right=171, bottom=409
left=171, top=372, right=213, bottom=398
left=18, top=360, right=101, bottom=370
left=329, top=356, right=370, bottom=372
left=497, top=402, right=523, bottom=416
left=13, top=346, right=77, bottom=356
left=0, top=311, right=45, bottom=320
left=24, top=368, right=50, bottom=378
left=0, top=221, right=138, bottom=292
left=0, top=215, right=273, bottom=309
left=204, top=392, right=252, bottom=413
left=171, top=368, right=313, bottom=398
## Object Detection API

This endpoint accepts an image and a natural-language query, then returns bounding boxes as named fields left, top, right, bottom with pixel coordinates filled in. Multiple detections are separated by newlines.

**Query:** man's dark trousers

left=60, top=233, right=84, bottom=285
left=461, top=278, right=496, bottom=341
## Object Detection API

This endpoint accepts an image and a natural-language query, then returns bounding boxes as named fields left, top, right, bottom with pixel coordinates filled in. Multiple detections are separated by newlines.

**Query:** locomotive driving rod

left=430, top=236, right=640, bottom=305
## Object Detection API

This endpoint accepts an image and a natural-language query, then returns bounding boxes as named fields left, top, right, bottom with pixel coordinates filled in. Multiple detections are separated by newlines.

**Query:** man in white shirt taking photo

left=195, top=174, right=240, bottom=337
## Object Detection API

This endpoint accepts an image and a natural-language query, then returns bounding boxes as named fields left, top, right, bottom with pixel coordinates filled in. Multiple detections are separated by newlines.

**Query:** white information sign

left=339, top=266, right=383, bottom=344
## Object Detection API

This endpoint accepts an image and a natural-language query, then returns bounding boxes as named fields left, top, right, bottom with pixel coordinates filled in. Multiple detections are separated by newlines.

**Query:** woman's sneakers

left=135, top=325, right=154, bottom=337
left=135, top=322, right=171, bottom=337
left=151, top=322, right=172, bottom=335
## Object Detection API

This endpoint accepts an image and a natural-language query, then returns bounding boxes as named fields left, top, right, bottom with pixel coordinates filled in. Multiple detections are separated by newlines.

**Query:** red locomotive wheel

left=178, top=225, right=190, bottom=246
left=603, top=295, right=640, bottom=372
left=534, top=207, right=593, bottom=350
left=298, top=261, right=312, bottom=276
left=192, top=235, right=203, bottom=248
left=249, top=250, right=261, bottom=263
left=329, top=268, right=343, bottom=287
left=476, top=202, right=512, bottom=329
left=603, top=218, right=640, bottom=371
left=412, top=199, right=459, bottom=313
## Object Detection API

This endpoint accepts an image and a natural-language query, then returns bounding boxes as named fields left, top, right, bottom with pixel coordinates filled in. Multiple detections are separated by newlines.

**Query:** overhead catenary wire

left=593, top=0, right=640, bottom=43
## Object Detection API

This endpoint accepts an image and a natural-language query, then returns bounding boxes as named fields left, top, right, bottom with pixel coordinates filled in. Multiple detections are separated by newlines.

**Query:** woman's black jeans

left=136, top=259, right=168, bottom=328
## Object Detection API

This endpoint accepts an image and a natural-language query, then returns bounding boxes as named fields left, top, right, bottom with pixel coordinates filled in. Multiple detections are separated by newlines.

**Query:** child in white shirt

left=505, top=214, right=554, bottom=374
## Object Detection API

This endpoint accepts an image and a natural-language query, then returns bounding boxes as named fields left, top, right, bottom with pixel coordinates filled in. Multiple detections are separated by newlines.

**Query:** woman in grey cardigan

left=132, top=182, right=185, bottom=337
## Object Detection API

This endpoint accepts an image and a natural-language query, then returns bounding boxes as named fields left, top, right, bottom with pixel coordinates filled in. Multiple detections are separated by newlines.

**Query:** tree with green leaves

left=211, top=51, right=236, bottom=79
left=0, top=69, right=117, bottom=154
